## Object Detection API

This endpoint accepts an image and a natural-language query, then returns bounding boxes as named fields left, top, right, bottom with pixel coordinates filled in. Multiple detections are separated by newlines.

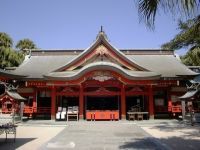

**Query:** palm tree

left=161, top=15, right=200, bottom=66
left=0, top=32, right=13, bottom=48
left=135, top=0, right=199, bottom=29
left=162, top=15, right=200, bottom=50
left=16, top=38, right=37, bottom=52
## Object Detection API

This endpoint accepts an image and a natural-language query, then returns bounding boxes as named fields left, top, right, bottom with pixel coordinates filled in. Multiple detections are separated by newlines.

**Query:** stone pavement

left=0, top=125, right=65, bottom=150
left=137, top=120, right=200, bottom=150
left=0, top=119, right=199, bottom=150
left=40, top=121, right=169, bottom=150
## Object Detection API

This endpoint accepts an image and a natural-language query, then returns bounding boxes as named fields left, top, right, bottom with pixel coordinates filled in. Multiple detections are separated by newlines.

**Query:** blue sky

left=0, top=0, right=185, bottom=55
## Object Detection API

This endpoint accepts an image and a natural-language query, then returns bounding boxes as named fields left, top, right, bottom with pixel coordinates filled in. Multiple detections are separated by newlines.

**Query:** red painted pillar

left=79, top=85, right=84, bottom=119
left=167, top=89, right=172, bottom=112
left=148, top=86, right=154, bottom=119
left=33, top=88, right=37, bottom=108
left=121, top=84, right=126, bottom=119
left=51, top=86, right=56, bottom=120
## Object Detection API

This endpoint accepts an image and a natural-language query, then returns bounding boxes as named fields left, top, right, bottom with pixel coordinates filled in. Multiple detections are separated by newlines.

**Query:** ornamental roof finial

left=96, top=26, right=108, bottom=40
left=101, top=25, right=103, bottom=32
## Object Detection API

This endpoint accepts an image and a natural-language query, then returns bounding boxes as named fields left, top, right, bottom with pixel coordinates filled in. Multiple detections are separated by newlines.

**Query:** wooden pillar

left=121, top=84, right=126, bottom=119
left=33, top=88, right=37, bottom=108
left=51, top=86, right=56, bottom=120
left=167, top=89, right=172, bottom=113
left=79, top=84, right=84, bottom=119
left=148, top=86, right=154, bottom=119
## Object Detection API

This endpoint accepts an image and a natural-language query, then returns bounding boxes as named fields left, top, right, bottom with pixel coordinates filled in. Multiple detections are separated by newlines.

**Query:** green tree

left=16, top=38, right=37, bottom=52
left=135, top=0, right=199, bottom=29
left=0, top=32, right=24, bottom=69
left=0, top=47, right=24, bottom=68
left=161, top=15, right=200, bottom=66
left=162, top=15, right=200, bottom=50
left=0, top=32, right=13, bottom=48
left=181, top=48, right=200, bottom=66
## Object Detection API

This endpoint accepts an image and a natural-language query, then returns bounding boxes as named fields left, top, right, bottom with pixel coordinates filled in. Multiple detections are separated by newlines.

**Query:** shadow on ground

left=0, top=138, right=36, bottom=150
left=159, top=136, right=200, bottom=150
left=119, top=136, right=200, bottom=150
left=119, top=137, right=161, bottom=150
left=148, top=121, right=200, bottom=138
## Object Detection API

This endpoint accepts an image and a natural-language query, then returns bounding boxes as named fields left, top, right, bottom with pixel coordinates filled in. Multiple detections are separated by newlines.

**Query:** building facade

left=0, top=31, right=197, bottom=120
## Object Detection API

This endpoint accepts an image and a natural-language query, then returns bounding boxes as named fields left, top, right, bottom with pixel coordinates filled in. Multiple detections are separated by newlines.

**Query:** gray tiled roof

left=13, top=55, right=77, bottom=79
left=11, top=52, right=197, bottom=80
left=179, top=90, right=198, bottom=99
left=127, top=55, right=196, bottom=77
left=45, top=62, right=160, bottom=80
left=0, top=69, right=26, bottom=79
left=11, top=31, right=197, bottom=80
left=0, top=90, right=26, bottom=101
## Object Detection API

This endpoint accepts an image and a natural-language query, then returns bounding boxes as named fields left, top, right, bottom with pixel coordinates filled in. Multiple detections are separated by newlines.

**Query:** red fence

left=23, top=106, right=51, bottom=114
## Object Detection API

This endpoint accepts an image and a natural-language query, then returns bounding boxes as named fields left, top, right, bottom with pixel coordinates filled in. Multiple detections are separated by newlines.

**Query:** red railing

left=23, top=106, right=51, bottom=114
left=171, top=106, right=182, bottom=113
left=23, top=106, right=35, bottom=114
left=86, top=110, right=119, bottom=120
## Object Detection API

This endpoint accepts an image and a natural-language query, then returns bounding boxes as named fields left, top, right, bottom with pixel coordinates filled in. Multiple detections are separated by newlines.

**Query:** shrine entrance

left=85, top=96, right=120, bottom=120
left=84, top=86, right=120, bottom=121
left=86, top=96, right=119, bottom=110
left=58, top=96, right=79, bottom=109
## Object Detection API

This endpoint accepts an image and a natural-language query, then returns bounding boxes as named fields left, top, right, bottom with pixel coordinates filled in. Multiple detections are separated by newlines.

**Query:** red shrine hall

left=0, top=30, right=197, bottom=121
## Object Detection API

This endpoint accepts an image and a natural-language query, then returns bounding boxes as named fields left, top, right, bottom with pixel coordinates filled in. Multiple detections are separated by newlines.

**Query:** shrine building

left=0, top=30, right=197, bottom=120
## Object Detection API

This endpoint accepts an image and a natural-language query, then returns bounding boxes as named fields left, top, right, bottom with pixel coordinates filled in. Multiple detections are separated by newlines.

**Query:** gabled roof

left=10, top=31, right=198, bottom=80
left=0, top=90, right=26, bottom=101
left=54, top=31, right=147, bottom=71
left=12, top=52, right=197, bottom=80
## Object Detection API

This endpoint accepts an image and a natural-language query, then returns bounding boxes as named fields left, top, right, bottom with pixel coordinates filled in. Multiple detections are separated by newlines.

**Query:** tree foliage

left=0, top=32, right=37, bottom=69
left=16, top=38, right=37, bottom=51
left=0, top=47, right=23, bottom=68
left=135, top=0, right=199, bottom=29
left=181, top=48, right=200, bottom=66
left=161, top=15, right=200, bottom=66
left=162, top=15, right=200, bottom=50
left=0, top=32, right=13, bottom=48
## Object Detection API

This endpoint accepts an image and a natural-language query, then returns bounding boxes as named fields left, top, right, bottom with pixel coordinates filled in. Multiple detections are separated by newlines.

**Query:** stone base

left=149, top=115, right=154, bottom=119
left=121, top=115, right=126, bottom=120
left=51, top=115, right=55, bottom=120
left=79, top=115, right=84, bottom=120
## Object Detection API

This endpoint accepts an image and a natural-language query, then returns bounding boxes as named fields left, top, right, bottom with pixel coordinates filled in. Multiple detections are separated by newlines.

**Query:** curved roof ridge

left=0, top=69, right=27, bottom=78
left=44, top=61, right=161, bottom=81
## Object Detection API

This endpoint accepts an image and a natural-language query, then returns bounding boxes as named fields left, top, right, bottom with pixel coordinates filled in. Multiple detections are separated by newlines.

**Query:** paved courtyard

left=40, top=121, right=168, bottom=150
left=0, top=120, right=199, bottom=150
